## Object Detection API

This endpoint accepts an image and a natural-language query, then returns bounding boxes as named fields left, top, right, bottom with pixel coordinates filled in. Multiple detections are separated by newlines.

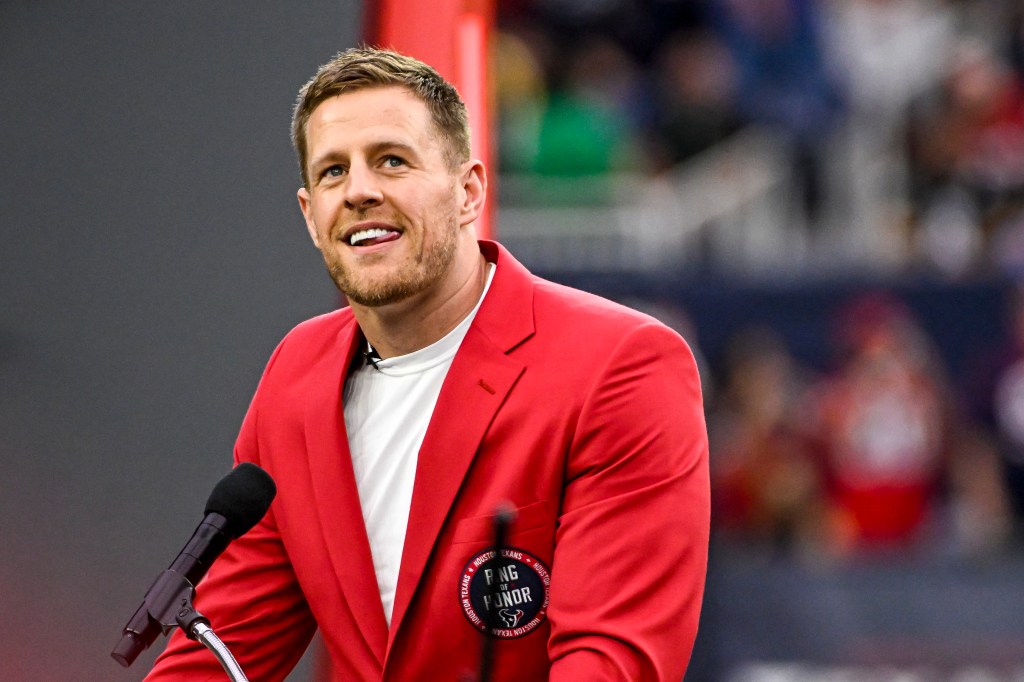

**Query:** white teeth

left=349, top=228, right=392, bottom=246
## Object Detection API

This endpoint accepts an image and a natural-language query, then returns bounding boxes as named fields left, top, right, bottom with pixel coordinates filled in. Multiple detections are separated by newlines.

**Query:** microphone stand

left=191, top=622, right=249, bottom=682
left=477, top=503, right=517, bottom=682
left=112, top=568, right=251, bottom=682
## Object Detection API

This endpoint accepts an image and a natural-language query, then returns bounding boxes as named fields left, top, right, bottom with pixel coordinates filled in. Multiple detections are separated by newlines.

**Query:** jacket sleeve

left=145, top=341, right=317, bottom=682
left=547, top=321, right=710, bottom=681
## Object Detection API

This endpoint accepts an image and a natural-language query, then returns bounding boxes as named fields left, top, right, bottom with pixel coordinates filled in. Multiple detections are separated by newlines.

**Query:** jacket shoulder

left=260, top=307, right=356, bottom=376
left=532, top=278, right=673, bottom=335
left=280, top=307, right=354, bottom=344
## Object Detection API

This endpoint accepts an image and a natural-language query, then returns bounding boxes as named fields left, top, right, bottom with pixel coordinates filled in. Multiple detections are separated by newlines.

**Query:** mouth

left=342, top=222, right=402, bottom=247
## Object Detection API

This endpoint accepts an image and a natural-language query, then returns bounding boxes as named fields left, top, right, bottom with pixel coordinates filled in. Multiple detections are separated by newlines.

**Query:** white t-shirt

left=343, top=264, right=495, bottom=626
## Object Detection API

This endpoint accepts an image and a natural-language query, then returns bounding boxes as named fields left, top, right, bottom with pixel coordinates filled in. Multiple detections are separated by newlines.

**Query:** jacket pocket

left=452, top=500, right=554, bottom=544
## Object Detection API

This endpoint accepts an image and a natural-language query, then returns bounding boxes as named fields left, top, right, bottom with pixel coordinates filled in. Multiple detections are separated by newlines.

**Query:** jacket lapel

left=387, top=241, right=536, bottom=646
left=305, top=317, right=389, bottom=666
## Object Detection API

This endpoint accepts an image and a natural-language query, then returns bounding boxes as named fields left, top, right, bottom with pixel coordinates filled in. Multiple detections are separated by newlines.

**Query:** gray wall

left=0, top=3, right=360, bottom=679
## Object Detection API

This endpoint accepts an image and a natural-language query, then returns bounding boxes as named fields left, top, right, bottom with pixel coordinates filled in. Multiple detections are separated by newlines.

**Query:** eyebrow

left=366, top=140, right=419, bottom=159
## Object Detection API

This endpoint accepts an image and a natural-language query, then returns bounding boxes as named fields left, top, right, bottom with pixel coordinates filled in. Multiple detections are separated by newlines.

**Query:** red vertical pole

left=365, top=0, right=496, bottom=239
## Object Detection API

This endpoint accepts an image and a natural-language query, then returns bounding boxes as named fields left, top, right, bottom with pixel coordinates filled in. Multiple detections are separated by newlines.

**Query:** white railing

left=495, top=127, right=807, bottom=274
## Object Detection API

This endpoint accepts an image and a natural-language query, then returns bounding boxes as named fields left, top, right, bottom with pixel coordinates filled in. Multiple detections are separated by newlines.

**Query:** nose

left=343, top=162, right=384, bottom=210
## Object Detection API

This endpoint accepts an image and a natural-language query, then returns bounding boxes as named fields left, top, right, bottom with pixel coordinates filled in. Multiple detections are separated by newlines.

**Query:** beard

left=320, top=212, right=460, bottom=308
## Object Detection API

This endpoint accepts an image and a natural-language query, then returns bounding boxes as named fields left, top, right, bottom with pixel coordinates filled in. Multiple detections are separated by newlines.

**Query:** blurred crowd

left=631, top=288, right=1024, bottom=563
left=491, top=0, right=1024, bottom=561
left=495, top=0, right=1024, bottom=277
left=708, top=294, right=1009, bottom=561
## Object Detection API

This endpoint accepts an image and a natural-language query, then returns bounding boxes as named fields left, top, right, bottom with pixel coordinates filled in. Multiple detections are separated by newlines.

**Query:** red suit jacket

left=146, top=241, right=709, bottom=681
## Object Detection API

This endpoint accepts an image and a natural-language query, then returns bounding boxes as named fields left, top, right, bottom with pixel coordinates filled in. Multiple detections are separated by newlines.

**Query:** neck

left=352, top=250, right=488, bottom=360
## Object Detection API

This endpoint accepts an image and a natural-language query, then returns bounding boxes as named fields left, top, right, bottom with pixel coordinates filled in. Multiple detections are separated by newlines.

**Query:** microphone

left=111, top=462, right=277, bottom=668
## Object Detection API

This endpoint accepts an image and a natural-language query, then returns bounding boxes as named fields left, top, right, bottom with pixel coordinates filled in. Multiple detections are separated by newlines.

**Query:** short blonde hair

left=291, top=47, right=471, bottom=188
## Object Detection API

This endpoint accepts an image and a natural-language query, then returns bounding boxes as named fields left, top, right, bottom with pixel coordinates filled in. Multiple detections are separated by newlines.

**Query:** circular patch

left=459, top=547, right=550, bottom=638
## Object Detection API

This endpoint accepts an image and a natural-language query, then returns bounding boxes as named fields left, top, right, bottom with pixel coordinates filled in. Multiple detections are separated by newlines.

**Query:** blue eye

left=325, top=165, right=345, bottom=177
left=384, top=156, right=404, bottom=168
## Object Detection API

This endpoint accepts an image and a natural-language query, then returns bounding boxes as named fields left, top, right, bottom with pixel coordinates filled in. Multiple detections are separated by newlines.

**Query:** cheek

left=312, top=197, right=344, bottom=233
left=416, top=187, right=458, bottom=224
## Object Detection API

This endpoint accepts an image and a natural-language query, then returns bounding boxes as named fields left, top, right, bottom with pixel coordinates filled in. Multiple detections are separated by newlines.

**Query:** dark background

left=0, top=3, right=359, bottom=679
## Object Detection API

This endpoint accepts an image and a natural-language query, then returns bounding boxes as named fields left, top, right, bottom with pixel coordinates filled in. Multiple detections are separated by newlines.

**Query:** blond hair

left=291, top=47, right=471, bottom=188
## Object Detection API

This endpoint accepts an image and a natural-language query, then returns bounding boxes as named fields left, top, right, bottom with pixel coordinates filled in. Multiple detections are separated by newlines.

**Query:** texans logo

left=460, top=548, right=550, bottom=638
left=499, top=608, right=524, bottom=628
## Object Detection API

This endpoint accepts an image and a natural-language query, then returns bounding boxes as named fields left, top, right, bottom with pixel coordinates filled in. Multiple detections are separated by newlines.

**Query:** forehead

left=305, top=85, right=436, bottom=150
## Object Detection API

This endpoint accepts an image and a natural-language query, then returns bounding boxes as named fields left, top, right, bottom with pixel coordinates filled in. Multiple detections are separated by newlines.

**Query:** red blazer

left=147, top=241, right=709, bottom=681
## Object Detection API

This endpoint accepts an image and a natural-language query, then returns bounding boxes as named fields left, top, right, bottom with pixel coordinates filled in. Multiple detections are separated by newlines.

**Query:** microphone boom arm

left=111, top=567, right=250, bottom=681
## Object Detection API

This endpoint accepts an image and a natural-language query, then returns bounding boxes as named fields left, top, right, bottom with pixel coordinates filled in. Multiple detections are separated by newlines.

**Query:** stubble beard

left=322, top=213, right=460, bottom=308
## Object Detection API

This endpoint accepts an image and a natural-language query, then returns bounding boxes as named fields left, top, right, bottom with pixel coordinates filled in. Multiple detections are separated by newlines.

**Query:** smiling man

left=145, top=47, right=710, bottom=681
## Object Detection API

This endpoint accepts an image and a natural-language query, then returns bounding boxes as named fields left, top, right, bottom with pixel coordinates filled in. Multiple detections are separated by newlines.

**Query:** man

left=146, top=47, right=709, bottom=681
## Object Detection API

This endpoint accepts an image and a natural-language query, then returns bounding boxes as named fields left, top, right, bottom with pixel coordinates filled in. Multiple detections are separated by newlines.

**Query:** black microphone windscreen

left=204, top=463, right=277, bottom=538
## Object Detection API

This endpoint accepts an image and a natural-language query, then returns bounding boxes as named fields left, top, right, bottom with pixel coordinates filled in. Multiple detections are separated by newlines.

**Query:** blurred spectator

left=825, top=0, right=954, bottom=120
left=808, top=293, right=953, bottom=556
left=816, top=0, right=958, bottom=267
left=493, top=28, right=548, bottom=174
left=530, top=34, right=644, bottom=180
left=647, top=28, right=743, bottom=173
left=709, top=327, right=825, bottom=554
left=906, top=39, right=1024, bottom=275
left=943, top=427, right=1014, bottom=557
left=709, top=0, right=845, bottom=227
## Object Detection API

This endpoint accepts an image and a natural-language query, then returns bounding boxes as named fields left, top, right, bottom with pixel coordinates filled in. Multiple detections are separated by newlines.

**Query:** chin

left=338, top=278, right=420, bottom=308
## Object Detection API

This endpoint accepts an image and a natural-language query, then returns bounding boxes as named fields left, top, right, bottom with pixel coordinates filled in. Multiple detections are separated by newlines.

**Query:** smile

left=347, top=227, right=401, bottom=247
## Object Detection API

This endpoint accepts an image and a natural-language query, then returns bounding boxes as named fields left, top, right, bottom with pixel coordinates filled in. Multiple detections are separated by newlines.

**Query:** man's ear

left=297, top=187, right=321, bottom=248
left=458, top=160, right=487, bottom=227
